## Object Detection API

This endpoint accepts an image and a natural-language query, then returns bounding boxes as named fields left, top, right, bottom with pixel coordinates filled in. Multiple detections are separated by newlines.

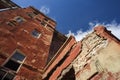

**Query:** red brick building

left=0, top=0, right=120, bottom=80
left=0, top=0, right=67, bottom=80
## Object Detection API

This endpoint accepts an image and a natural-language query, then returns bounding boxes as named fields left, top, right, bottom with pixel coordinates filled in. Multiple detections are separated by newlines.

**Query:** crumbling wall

left=57, top=26, right=120, bottom=80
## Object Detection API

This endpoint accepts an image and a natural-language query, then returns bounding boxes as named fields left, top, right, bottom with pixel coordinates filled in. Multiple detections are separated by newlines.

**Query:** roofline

left=29, top=6, right=57, bottom=25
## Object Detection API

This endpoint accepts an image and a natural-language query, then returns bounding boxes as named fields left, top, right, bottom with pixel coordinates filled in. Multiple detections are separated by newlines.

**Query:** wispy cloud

left=40, top=6, right=50, bottom=14
left=66, top=20, right=120, bottom=41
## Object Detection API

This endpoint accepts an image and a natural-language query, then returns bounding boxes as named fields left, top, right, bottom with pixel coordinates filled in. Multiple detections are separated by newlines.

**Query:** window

left=31, top=29, right=41, bottom=38
left=40, top=21, right=46, bottom=27
left=4, top=59, right=21, bottom=71
left=36, top=18, right=41, bottom=22
left=27, top=12, right=37, bottom=18
left=40, top=18, right=49, bottom=27
left=6, top=20, right=16, bottom=26
left=14, top=16, right=24, bottom=23
left=33, top=11, right=39, bottom=15
left=0, top=69, right=15, bottom=80
left=3, top=50, right=26, bottom=72
left=36, top=18, right=47, bottom=27
left=44, top=18, right=49, bottom=22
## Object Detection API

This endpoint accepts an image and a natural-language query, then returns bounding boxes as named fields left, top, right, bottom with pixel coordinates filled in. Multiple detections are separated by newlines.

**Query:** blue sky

left=12, top=0, right=120, bottom=40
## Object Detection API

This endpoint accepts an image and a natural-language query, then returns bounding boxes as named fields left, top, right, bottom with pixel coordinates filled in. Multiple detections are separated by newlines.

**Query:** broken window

left=3, top=50, right=26, bottom=72
left=31, top=29, right=41, bottom=38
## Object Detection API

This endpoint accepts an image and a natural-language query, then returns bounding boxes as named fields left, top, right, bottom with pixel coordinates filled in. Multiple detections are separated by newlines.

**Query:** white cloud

left=66, top=20, right=120, bottom=41
left=40, top=6, right=50, bottom=14
left=104, top=21, right=120, bottom=40
left=66, top=29, right=93, bottom=41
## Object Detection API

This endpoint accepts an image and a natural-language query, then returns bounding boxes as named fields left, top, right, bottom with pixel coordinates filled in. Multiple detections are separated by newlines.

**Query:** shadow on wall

left=61, top=67, right=76, bottom=80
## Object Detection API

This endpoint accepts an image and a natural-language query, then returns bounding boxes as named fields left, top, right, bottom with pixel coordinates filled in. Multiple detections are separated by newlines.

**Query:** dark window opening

left=40, top=21, right=46, bottom=27
left=3, top=50, right=26, bottom=72
left=0, top=69, right=6, bottom=79
left=31, top=29, right=41, bottom=38
left=27, top=12, right=37, bottom=18
left=4, top=59, right=20, bottom=71
left=3, top=72, right=15, bottom=80
left=0, top=69, right=15, bottom=80
left=44, top=18, right=49, bottom=22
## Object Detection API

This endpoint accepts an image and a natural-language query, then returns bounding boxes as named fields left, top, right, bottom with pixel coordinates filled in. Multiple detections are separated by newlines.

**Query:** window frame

left=14, top=16, right=25, bottom=23
left=6, top=20, right=16, bottom=27
left=40, top=21, right=47, bottom=27
left=44, top=18, right=49, bottom=22
left=31, top=29, right=41, bottom=38
left=0, top=68, right=15, bottom=80
left=2, top=49, right=26, bottom=73
left=27, top=12, right=37, bottom=18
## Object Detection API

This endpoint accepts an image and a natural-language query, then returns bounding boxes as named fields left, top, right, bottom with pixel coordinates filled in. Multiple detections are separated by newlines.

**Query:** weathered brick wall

left=73, top=32, right=108, bottom=80
left=0, top=7, right=56, bottom=80
left=75, top=38, right=120, bottom=80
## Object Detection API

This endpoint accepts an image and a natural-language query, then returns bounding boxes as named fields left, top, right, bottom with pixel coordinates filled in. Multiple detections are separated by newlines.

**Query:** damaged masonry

left=0, top=0, right=120, bottom=80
